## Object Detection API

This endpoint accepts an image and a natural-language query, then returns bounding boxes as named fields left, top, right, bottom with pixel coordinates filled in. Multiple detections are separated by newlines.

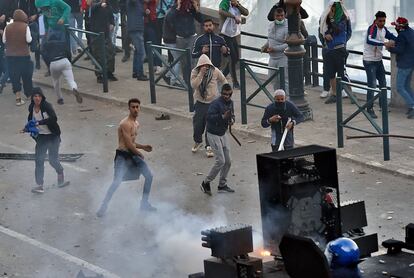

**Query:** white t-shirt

left=33, top=109, right=52, bottom=135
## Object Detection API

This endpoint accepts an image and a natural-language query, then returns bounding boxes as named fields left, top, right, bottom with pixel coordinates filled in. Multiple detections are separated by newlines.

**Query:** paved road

left=0, top=91, right=413, bottom=277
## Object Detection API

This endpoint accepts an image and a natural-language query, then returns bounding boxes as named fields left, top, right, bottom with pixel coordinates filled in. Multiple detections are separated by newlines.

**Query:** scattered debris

left=162, top=126, right=172, bottom=130
left=193, top=172, right=204, bottom=176
left=387, top=211, right=394, bottom=214
left=247, top=140, right=256, bottom=143
left=379, top=259, right=386, bottom=264
left=376, top=181, right=382, bottom=184
left=74, top=245, right=80, bottom=248
left=155, top=113, right=170, bottom=120
left=358, top=171, right=366, bottom=174
left=79, top=109, right=94, bottom=112
left=387, top=216, right=393, bottom=220
left=105, top=124, right=115, bottom=128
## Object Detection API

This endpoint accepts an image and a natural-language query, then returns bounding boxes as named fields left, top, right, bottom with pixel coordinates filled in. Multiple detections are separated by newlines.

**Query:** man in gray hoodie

left=261, top=7, right=288, bottom=93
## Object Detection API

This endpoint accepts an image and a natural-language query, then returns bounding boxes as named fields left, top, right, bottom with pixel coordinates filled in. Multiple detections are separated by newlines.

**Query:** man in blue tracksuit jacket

left=261, top=89, right=304, bottom=151
left=192, top=18, right=229, bottom=68
left=386, top=17, right=414, bottom=119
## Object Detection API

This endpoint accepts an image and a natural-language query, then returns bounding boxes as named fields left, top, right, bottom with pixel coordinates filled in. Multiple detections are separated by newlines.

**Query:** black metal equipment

left=190, top=145, right=414, bottom=278
left=256, top=145, right=342, bottom=254
left=196, top=224, right=263, bottom=278
left=0, top=153, right=84, bottom=162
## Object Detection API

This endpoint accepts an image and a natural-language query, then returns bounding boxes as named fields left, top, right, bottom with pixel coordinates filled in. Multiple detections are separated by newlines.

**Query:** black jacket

left=64, top=0, right=81, bottom=14
left=166, top=4, right=202, bottom=38
left=192, top=32, right=228, bottom=68
left=267, top=1, right=308, bottom=21
left=0, top=0, right=14, bottom=30
left=206, top=96, right=235, bottom=136
left=16, top=0, right=39, bottom=17
left=28, top=94, right=61, bottom=136
left=90, top=2, right=114, bottom=37
left=162, top=9, right=176, bottom=44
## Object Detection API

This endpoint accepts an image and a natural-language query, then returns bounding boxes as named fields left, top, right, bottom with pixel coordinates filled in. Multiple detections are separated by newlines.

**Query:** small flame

left=260, top=250, right=271, bottom=257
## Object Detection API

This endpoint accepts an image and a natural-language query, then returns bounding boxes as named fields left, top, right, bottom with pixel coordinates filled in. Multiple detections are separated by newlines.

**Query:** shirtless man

left=97, top=98, right=156, bottom=217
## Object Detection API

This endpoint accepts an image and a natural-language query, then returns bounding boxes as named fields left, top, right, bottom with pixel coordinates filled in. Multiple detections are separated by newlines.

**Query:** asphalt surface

left=0, top=90, right=413, bottom=278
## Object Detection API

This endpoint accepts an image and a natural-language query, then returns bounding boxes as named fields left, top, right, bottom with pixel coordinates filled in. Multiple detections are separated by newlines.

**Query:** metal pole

left=311, top=42, right=319, bottom=87
left=381, top=88, right=390, bottom=161
left=186, top=48, right=194, bottom=112
left=284, top=0, right=312, bottom=120
left=304, top=42, right=311, bottom=85
left=279, top=67, right=285, bottom=91
left=100, top=32, right=108, bottom=93
left=240, top=60, right=247, bottom=124
left=146, top=41, right=156, bottom=104
left=64, top=25, right=72, bottom=61
left=336, top=77, right=344, bottom=148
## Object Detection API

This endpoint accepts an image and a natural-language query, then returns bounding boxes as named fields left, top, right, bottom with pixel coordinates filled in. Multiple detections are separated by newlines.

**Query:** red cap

left=391, top=17, right=409, bottom=27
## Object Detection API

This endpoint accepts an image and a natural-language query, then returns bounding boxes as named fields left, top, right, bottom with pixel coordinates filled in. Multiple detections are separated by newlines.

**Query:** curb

left=34, top=79, right=414, bottom=181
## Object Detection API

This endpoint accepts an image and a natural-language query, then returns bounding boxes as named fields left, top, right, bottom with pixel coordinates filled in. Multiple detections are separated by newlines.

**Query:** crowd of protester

left=0, top=0, right=413, bottom=120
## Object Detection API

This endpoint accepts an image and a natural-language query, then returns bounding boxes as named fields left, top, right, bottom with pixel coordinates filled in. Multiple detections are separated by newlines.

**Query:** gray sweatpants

left=50, top=58, right=78, bottom=100
left=268, top=58, right=289, bottom=94
left=205, top=132, right=231, bottom=187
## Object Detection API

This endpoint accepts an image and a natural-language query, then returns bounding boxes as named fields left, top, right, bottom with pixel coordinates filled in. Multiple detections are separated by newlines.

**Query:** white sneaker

left=192, top=142, right=203, bottom=153
left=155, top=66, right=163, bottom=75
left=206, top=146, right=214, bottom=158
left=342, top=89, right=348, bottom=98
left=320, top=90, right=329, bottom=98
left=16, top=98, right=25, bottom=106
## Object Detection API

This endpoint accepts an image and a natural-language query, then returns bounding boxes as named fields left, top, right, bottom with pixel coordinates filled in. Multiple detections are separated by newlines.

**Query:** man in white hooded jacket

left=190, top=54, right=228, bottom=158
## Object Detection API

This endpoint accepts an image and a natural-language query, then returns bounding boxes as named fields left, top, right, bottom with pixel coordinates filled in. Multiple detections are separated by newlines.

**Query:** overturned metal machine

left=189, top=145, right=414, bottom=278
left=256, top=145, right=378, bottom=256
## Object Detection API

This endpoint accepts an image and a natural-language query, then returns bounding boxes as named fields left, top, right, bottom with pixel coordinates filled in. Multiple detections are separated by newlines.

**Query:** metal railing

left=65, top=25, right=108, bottom=92
left=239, top=31, right=392, bottom=92
left=146, top=42, right=194, bottom=112
left=336, top=77, right=390, bottom=161
left=240, top=59, right=285, bottom=124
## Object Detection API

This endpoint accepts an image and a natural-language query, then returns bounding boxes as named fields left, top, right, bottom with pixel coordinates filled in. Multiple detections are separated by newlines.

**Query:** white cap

left=274, top=89, right=286, bottom=97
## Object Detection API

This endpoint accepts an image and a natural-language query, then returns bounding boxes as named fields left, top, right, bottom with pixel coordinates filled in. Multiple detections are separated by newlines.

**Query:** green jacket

left=35, top=0, right=71, bottom=31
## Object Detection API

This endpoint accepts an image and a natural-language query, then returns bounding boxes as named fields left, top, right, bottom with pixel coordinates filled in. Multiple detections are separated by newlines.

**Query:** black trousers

left=192, top=101, right=210, bottom=146
left=6, top=56, right=33, bottom=97
left=35, top=134, right=63, bottom=186
left=91, top=36, right=115, bottom=76
left=221, top=35, right=239, bottom=84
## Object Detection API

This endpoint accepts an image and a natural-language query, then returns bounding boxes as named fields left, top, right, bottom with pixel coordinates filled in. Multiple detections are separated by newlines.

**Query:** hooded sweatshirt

left=319, top=1, right=351, bottom=50
left=35, top=0, right=71, bottom=31
left=28, top=90, right=61, bottom=136
left=3, top=9, right=32, bottom=57
left=191, top=54, right=228, bottom=104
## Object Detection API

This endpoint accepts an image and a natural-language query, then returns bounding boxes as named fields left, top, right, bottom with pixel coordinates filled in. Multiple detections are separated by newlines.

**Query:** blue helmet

left=326, top=238, right=360, bottom=267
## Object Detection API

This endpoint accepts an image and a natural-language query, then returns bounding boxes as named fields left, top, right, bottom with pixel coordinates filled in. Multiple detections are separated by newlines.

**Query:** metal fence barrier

left=240, top=59, right=285, bottom=124
left=336, top=77, right=390, bottom=161
left=65, top=25, right=108, bottom=92
left=146, top=42, right=194, bottom=112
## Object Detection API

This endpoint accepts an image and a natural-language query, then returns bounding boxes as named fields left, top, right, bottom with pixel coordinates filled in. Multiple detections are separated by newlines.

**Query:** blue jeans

left=164, top=42, right=181, bottom=84
left=129, top=31, right=145, bottom=75
left=98, top=150, right=153, bottom=213
left=35, top=134, right=63, bottom=186
left=69, top=12, right=84, bottom=52
left=363, top=60, right=386, bottom=109
left=396, top=67, right=414, bottom=108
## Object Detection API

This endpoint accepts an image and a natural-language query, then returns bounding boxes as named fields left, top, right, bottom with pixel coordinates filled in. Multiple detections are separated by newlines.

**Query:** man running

left=97, top=98, right=156, bottom=217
